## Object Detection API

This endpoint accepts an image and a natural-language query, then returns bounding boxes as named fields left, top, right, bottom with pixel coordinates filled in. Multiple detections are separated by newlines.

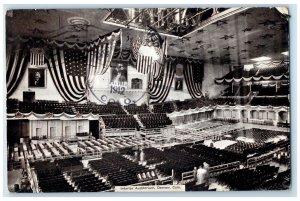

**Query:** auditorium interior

left=6, top=8, right=291, bottom=192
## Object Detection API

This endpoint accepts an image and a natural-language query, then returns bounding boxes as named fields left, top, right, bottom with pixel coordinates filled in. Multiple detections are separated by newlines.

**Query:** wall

left=10, top=60, right=230, bottom=103
left=165, top=76, right=192, bottom=101
left=29, top=119, right=90, bottom=139
left=89, top=63, right=148, bottom=105
left=9, top=63, right=64, bottom=102
left=202, top=63, right=231, bottom=98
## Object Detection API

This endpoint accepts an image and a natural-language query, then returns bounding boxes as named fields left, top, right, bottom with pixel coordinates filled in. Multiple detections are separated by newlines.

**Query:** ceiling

left=6, top=7, right=289, bottom=65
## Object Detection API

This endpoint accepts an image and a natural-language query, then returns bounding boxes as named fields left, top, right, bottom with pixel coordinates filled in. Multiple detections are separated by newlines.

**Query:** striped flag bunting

left=184, top=62, right=204, bottom=99
left=148, top=60, right=175, bottom=103
left=7, top=44, right=29, bottom=97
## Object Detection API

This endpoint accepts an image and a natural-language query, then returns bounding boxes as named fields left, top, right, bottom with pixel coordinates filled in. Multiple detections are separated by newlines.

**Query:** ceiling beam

left=125, top=9, right=148, bottom=26
left=150, top=8, right=180, bottom=27
left=103, top=20, right=180, bottom=39
left=182, top=7, right=249, bottom=38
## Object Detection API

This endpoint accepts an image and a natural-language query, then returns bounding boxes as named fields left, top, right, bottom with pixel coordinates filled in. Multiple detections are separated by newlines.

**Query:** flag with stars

left=64, top=49, right=87, bottom=77
left=47, top=48, right=88, bottom=102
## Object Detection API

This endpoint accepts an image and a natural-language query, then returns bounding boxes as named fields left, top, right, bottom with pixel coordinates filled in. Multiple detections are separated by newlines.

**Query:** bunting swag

left=86, top=29, right=121, bottom=77
left=47, top=48, right=88, bottom=102
left=45, top=30, right=121, bottom=102
left=184, top=62, right=203, bottom=99
left=215, top=74, right=289, bottom=84
left=149, top=61, right=175, bottom=103
left=113, top=48, right=163, bottom=79
left=113, top=48, right=137, bottom=66
left=7, top=44, right=29, bottom=97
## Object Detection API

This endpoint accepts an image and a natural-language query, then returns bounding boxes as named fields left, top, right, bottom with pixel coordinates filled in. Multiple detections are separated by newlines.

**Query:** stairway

left=134, top=115, right=145, bottom=129
left=121, top=105, right=130, bottom=115
left=71, top=106, right=77, bottom=114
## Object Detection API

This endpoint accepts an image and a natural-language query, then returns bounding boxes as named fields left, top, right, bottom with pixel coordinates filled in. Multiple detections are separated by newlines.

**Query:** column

left=274, top=111, right=279, bottom=126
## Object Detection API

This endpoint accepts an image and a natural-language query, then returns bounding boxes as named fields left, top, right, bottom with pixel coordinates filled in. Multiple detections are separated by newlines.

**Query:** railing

left=209, top=161, right=241, bottom=176
left=104, top=128, right=138, bottom=137
left=181, top=169, right=196, bottom=182
left=246, top=147, right=286, bottom=168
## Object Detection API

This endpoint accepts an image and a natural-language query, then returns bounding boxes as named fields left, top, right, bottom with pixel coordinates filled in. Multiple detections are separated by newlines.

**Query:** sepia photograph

left=5, top=7, right=291, bottom=193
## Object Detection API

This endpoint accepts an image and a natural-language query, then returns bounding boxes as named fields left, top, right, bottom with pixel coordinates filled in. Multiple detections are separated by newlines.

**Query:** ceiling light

left=250, top=56, right=271, bottom=62
left=282, top=51, right=289, bottom=56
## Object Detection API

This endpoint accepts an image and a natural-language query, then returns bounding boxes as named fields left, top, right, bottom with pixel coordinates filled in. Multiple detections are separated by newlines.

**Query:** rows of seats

left=156, top=147, right=204, bottom=180
left=183, top=144, right=243, bottom=166
left=124, top=104, right=151, bottom=114
left=73, top=102, right=127, bottom=115
left=216, top=165, right=279, bottom=190
left=257, top=169, right=290, bottom=190
left=89, top=152, right=148, bottom=186
left=153, top=102, right=176, bottom=113
left=7, top=98, right=20, bottom=113
left=250, top=97, right=289, bottom=106
left=141, top=147, right=204, bottom=180
left=33, top=161, right=75, bottom=192
left=10, top=101, right=74, bottom=114
left=175, top=98, right=214, bottom=111
left=138, top=113, right=172, bottom=129
left=55, top=157, right=83, bottom=172
left=102, top=114, right=140, bottom=129
left=228, top=128, right=289, bottom=144
left=252, top=84, right=290, bottom=96
left=142, top=145, right=241, bottom=180
left=68, top=169, right=111, bottom=192
left=224, top=141, right=263, bottom=155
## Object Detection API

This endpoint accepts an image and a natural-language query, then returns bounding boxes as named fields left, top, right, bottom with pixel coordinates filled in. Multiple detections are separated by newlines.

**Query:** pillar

left=274, top=111, right=279, bottom=126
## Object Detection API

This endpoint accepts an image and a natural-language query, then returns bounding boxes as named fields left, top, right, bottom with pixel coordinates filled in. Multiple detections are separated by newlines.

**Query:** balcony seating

left=153, top=102, right=176, bottom=113
left=250, top=97, right=289, bottom=106
left=102, top=114, right=140, bottom=129
left=138, top=113, right=172, bottom=129
left=124, top=104, right=151, bottom=114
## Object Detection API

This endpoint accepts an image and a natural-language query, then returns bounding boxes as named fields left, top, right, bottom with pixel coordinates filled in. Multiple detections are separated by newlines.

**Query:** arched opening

left=251, top=110, right=259, bottom=119
left=278, top=111, right=288, bottom=123
left=241, top=109, right=248, bottom=119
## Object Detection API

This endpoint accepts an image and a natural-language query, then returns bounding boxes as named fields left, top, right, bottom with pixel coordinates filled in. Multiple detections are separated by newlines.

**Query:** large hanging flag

left=47, top=48, right=88, bottom=102
left=133, top=26, right=166, bottom=78
left=46, top=29, right=121, bottom=102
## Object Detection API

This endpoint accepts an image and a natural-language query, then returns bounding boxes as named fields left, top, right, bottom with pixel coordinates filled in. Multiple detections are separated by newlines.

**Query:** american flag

left=47, top=48, right=87, bottom=102
left=64, top=49, right=87, bottom=77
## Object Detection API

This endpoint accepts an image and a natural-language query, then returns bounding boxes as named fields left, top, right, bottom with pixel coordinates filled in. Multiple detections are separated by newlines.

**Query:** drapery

left=148, top=60, right=175, bottom=103
left=215, top=74, right=289, bottom=84
left=46, top=48, right=88, bottom=102
left=46, top=29, right=121, bottom=102
left=184, top=61, right=204, bottom=99
left=7, top=44, right=29, bottom=97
